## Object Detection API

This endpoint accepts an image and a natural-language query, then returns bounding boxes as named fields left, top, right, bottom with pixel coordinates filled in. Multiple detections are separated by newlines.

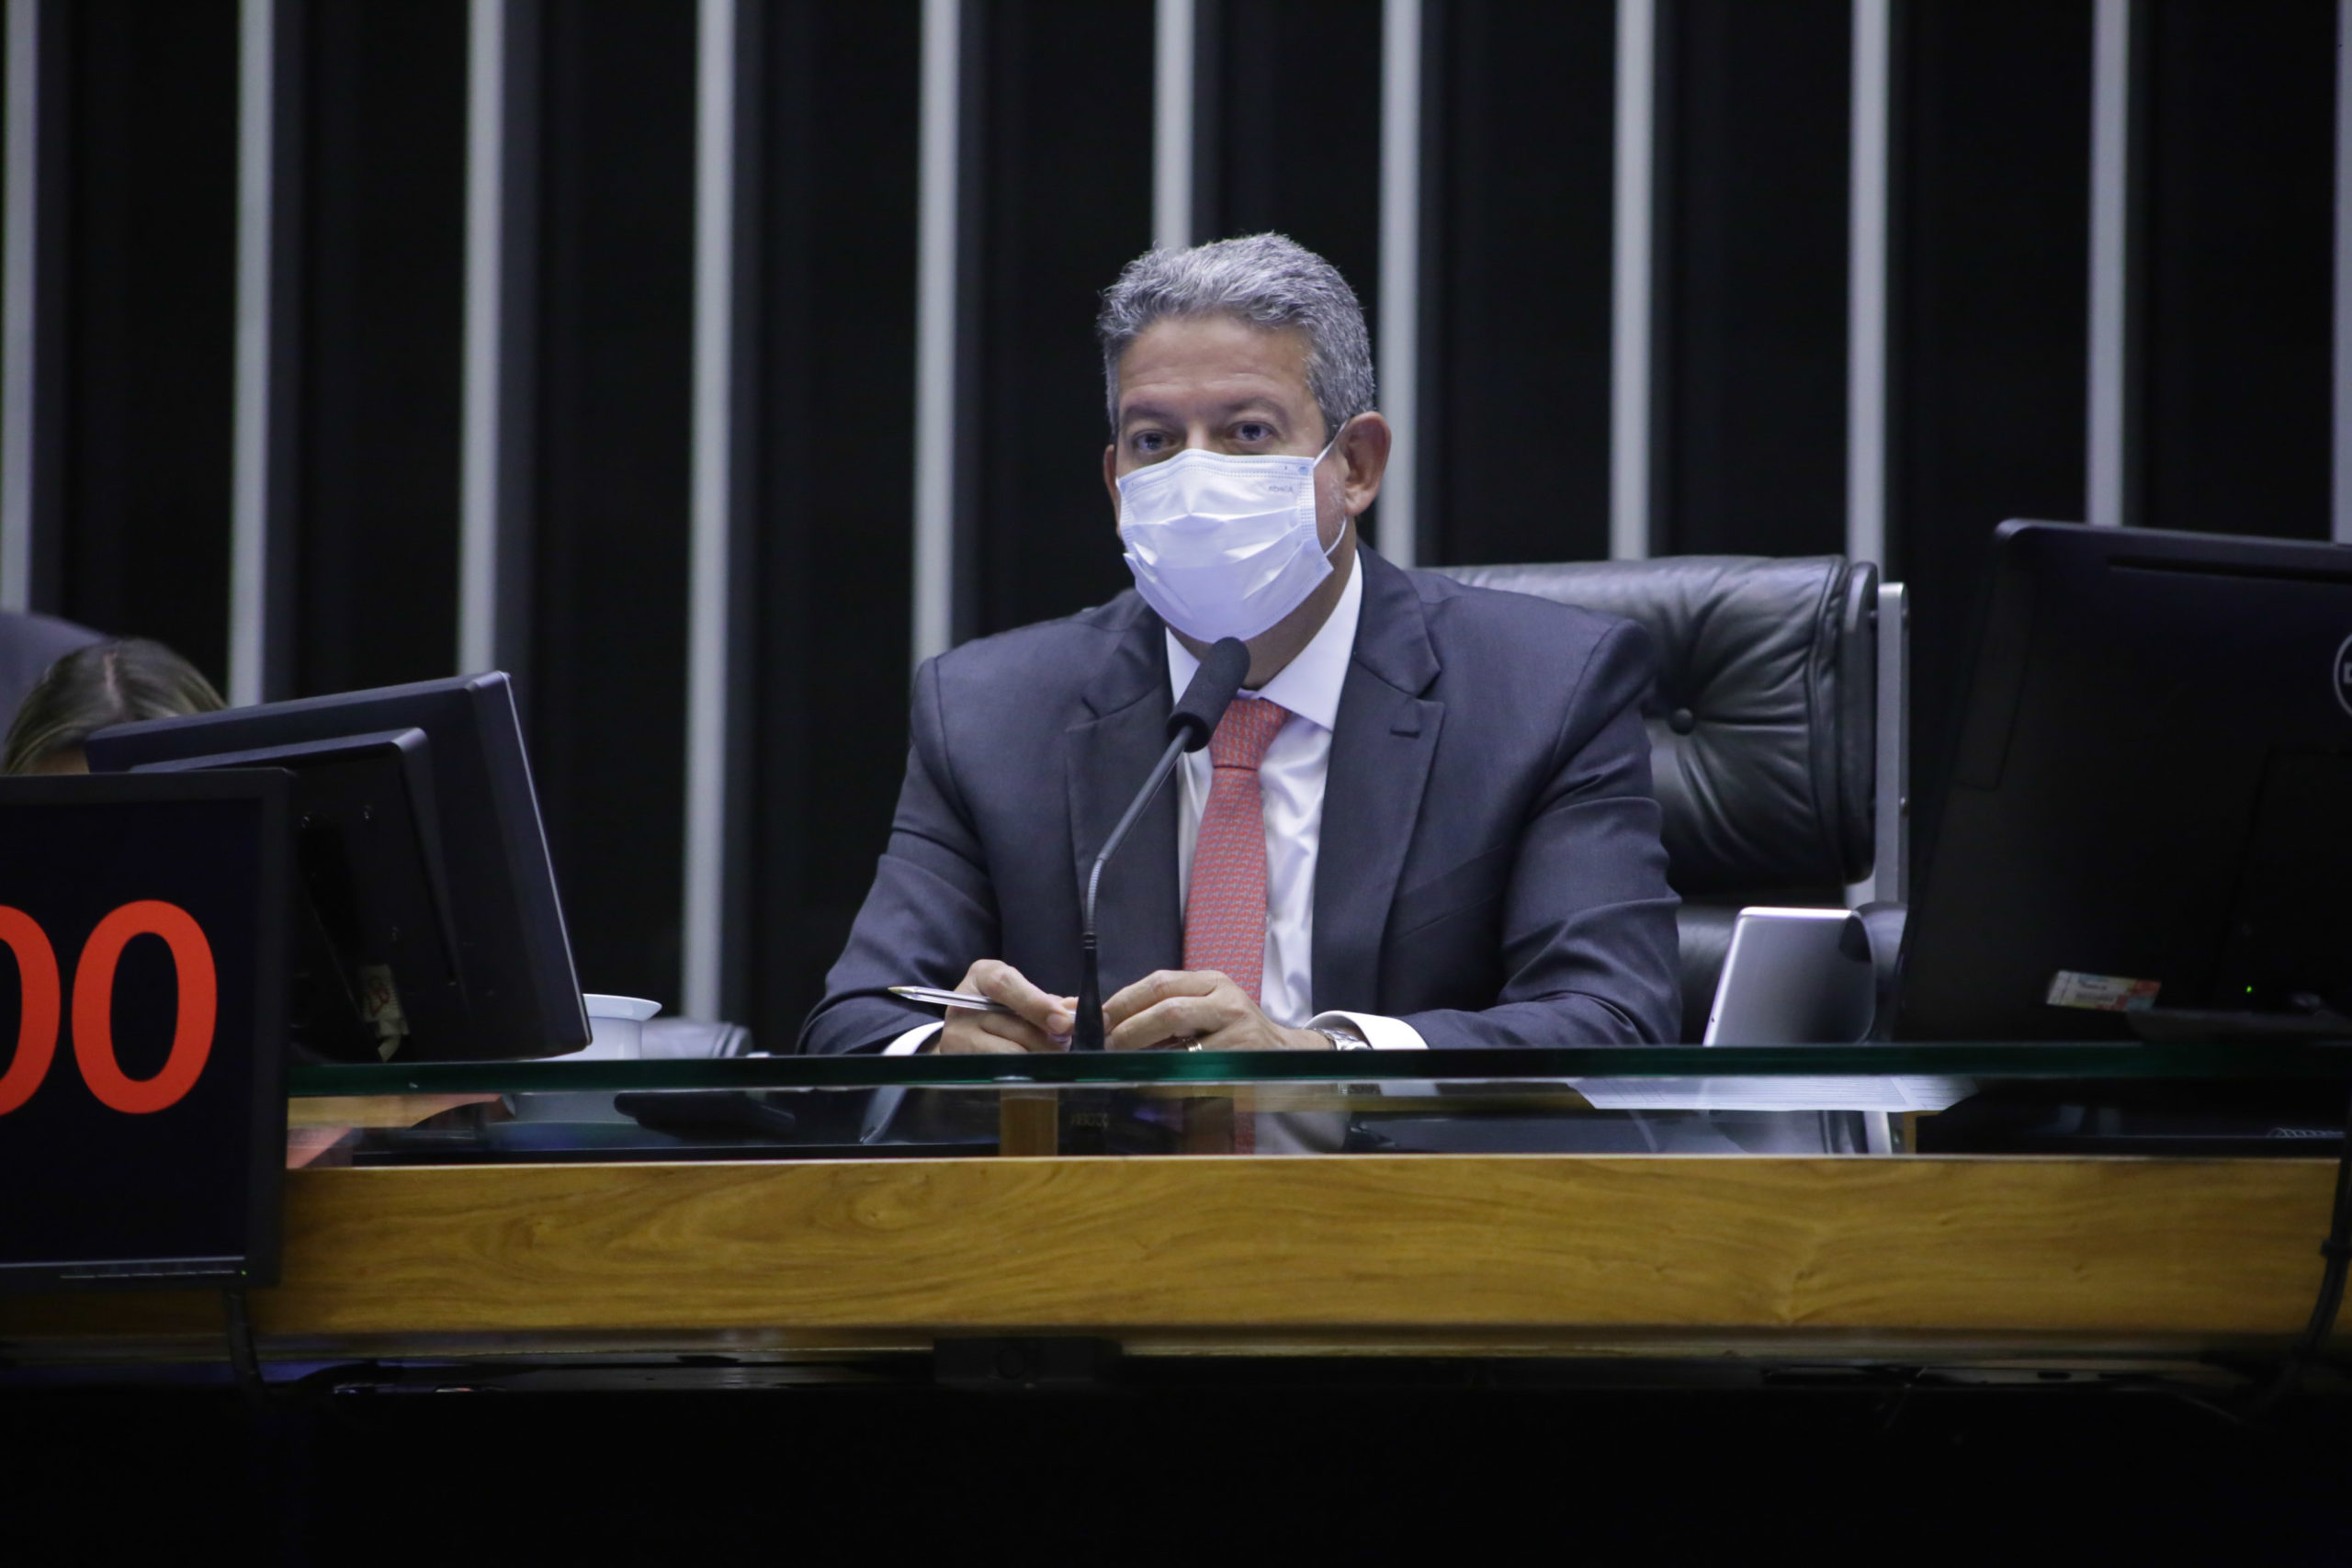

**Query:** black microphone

left=1072, top=636, right=1251, bottom=1051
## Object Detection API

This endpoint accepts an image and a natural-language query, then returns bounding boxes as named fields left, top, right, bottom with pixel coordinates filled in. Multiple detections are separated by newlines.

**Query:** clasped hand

left=933, top=959, right=1328, bottom=1054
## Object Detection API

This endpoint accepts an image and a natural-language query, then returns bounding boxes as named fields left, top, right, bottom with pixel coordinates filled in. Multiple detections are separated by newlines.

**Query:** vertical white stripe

left=683, top=0, right=736, bottom=1021
left=459, top=0, right=507, bottom=673
left=912, top=0, right=958, bottom=667
left=1846, top=0, right=1890, bottom=569
left=1377, top=0, right=1419, bottom=569
left=2, top=0, right=40, bottom=612
left=1153, top=0, right=1194, bottom=253
left=229, top=0, right=276, bottom=705
left=1609, top=0, right=1655, bottom=561
left=2335, top=0, right=2352, bottom=542
left=2087, top=0, right=2132, bottom=529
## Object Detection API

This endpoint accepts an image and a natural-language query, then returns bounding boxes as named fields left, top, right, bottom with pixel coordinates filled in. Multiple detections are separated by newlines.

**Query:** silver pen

left=888, top=984, right=1015, bottom=1015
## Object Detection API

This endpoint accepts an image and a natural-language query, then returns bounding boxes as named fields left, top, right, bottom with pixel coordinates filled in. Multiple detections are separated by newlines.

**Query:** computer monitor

left=85, top=672, right=590, bottom=1062
left=1898, top=521, right=2352, bottom=1041
left=0, top=770, right=291, bottom=1290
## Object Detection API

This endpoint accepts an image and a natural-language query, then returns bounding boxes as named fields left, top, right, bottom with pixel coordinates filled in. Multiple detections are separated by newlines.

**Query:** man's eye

left=1233, top=423, right=1272, bottom=444
left=1132, top=432, right=1169, bottom=454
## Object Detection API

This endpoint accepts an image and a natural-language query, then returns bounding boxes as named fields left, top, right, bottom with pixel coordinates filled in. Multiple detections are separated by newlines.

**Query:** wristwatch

left=1310, top=1020, right=1372, bottom=1051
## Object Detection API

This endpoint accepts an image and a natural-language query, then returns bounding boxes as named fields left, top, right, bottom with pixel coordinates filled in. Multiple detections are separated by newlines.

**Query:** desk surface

left=0, top=1152, right=2337, bottom=1373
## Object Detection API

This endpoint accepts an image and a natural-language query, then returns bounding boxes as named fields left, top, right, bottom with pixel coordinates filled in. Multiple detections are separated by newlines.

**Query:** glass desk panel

left=283, top=1042, right=2352, bottom=1167
left=287, top=1039, right=2352, bottom=1094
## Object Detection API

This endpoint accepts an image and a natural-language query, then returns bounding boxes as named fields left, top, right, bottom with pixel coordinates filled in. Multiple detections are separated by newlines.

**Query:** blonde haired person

left=2, top=638, right=226, bottom=775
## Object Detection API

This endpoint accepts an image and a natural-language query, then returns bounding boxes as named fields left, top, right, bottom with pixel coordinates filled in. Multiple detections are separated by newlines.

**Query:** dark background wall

left=1655, top=0, right=1852, bottom=559
left=59, top=1, right=239, bottom=686
left=12, top=0, right=2342, bottom=1049
left=744, top=0, right=921, bottom=1047
left=2139, top=0, right=2335, bottom=541
left=1202, top=0, right=1384, bottom=347
left=526, top=0, right=697, bottom=1007
left=1424, top=0, right=1617, bottom=567
left=966, top=0, right=1153, bottom=639
left=1889, top=1, right=2095, bottom=870
left=292, top=0, right=467, bottom=701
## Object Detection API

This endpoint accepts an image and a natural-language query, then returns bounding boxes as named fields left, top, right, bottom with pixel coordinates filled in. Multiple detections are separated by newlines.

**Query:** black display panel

left=85, top=671, right=589, bottom=1063
left=1903, top=522, right=2352, bottom=1040
left=0, top=771, right=289, bottom=1291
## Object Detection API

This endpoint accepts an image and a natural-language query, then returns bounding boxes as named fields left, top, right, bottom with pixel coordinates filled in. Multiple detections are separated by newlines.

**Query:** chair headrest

left=1432, top=556, right=1879, bottom=894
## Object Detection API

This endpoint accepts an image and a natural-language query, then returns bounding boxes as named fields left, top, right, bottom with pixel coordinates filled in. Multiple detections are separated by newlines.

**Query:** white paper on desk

left=1569, top=1076, right=1974, bottom=1112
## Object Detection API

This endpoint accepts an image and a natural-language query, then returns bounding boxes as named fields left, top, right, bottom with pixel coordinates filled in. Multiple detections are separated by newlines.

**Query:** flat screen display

left=86, top=671, right=588, bottom=1062
left=0, top=772, right=289, bottom=1291
left=1903, top=522, right=2352, bottom=1040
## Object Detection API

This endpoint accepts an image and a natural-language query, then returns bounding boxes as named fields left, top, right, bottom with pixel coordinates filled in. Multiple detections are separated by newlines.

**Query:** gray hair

left=1095, top=233, right=1375, bottom=439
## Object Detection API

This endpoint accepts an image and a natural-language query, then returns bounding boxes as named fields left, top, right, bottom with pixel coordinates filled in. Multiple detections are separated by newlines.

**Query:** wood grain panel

left=0, top=1155, right=2336, bottom=1350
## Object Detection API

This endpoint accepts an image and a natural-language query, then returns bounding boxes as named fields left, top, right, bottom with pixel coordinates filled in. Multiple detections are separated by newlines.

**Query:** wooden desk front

left=0, top=1153, right=2336, bottom=1367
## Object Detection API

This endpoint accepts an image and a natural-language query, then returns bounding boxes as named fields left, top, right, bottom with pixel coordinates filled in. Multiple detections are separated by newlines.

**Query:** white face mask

left=1114, top=424, right=1348, bottom=644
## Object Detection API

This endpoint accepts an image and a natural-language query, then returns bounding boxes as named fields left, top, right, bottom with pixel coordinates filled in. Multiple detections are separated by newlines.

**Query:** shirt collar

left=1162, top=548, right=1363, bottom=733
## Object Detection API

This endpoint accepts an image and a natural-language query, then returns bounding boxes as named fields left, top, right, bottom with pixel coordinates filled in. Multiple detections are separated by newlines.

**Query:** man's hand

left=1101, top=969, right=1330, bottom=1052
left=933, top=959, right=1077, bottom=1054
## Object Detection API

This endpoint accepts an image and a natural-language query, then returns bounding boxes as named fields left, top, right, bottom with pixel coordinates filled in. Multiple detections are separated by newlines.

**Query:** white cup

left=567, top=994, right=662, bottom=1061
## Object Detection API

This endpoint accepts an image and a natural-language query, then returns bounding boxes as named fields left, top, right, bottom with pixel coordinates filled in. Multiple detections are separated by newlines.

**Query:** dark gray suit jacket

left=797, top=549, right=1680, bottom=1054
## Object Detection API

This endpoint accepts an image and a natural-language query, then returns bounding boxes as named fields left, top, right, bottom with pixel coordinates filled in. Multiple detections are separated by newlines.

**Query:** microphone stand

left=1070, top=634, right=1251, bottom=1053
left=1073, top=734, right=1193, bottom=1053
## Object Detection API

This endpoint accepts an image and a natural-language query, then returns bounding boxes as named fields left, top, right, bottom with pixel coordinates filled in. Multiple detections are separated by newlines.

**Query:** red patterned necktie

left=1183, top=694, right=1290, bottom=1004
left=1182, top=695, right=1288, bottom=1155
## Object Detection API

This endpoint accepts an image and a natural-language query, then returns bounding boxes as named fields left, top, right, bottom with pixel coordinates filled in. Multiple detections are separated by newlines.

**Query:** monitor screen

left=85, top=672, right=589, bottom=1062
left=0, top=771, right=288, bottom=1291
left=1900, top=521, right=2352, bottom=1040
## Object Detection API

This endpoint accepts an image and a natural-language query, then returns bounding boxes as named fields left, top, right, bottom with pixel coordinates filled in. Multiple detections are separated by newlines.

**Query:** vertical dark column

left=528, top=0, right=695, bottom=1005
left=967, top=0, right=1153, bottom=637
left=1204, top=0, right=1383, bottom=358
left=61, top=0, right=239, bottom=684
left=2139, top=0, right=2335, bottom=540
left=1139, top=0, right=1388, bottom=552
left=292, top=0, right=466, bottom=697
left=1652, top=0, right=1849, bottom=558
left=749, top=0, right=920, bottom=1047
left=1188, top=0, right=1221, bottom=238
left=1424, top=0, right=1615, bottom=567
left=1890, top=0, right=2090, bottom=883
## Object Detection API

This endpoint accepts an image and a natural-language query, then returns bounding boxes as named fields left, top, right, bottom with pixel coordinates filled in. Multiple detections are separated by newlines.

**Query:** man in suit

left=800, top=233, right=1678, bottom=1058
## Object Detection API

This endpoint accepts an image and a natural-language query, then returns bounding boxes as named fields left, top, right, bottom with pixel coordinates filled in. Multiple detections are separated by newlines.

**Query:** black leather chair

left=1433, top=557, right=1884, bottom=1042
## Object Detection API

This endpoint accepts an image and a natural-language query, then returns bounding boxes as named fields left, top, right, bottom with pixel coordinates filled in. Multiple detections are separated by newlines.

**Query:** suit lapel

left=1313, top=550, right=1444, bottom=1014
left=1065, top=610, right=1183, bottom=991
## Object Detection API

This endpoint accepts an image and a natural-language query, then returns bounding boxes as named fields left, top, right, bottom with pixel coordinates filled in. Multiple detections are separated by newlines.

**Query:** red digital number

left=73, top=901, right=218, bottom=1116
left=0, top=908, right=62, bottom=1116
left=0, top=900, right=217, bottom=1116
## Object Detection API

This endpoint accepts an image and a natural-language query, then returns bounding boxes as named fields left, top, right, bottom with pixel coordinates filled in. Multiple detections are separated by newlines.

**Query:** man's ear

left=1338, top=412, right=1393, bottom=517
left=1102, top=444, right=1122, bottom=521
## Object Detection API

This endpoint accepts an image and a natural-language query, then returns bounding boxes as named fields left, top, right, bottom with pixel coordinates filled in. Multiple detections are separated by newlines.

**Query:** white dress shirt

left=886, top=552, right=1426, bottom=1055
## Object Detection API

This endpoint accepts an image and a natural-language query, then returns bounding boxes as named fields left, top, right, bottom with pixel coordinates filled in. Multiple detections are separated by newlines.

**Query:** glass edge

left=286, top=1041, right=2352, bottom=1097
